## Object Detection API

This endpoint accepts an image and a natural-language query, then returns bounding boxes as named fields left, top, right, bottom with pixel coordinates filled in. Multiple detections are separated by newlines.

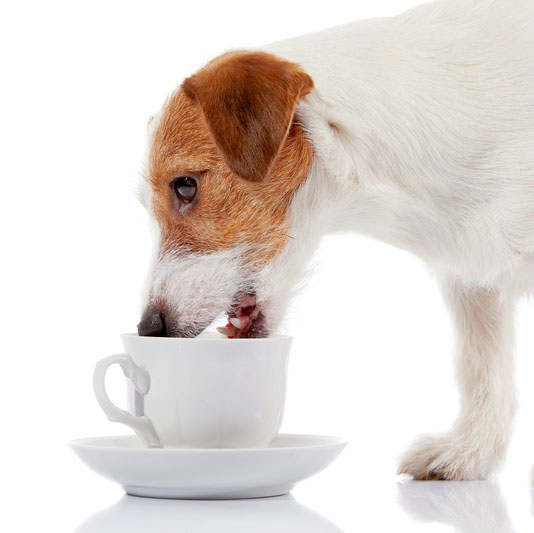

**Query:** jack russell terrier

left=136, top=0, right=534, bottom=480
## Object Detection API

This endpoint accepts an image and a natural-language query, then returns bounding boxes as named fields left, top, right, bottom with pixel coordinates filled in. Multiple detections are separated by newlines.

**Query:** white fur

left=143, top=234, right=250, bottom=337
left=143, top=0, right=534, bottom=478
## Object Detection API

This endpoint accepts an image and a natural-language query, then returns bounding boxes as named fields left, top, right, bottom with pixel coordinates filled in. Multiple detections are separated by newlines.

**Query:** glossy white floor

left=73, top=481, right=531, bottom=533
left=67, top=458, right=534, bottom=532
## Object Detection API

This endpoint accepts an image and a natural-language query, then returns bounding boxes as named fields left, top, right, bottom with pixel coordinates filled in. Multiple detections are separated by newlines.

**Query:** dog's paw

left=397, top=433, right=501, bottom=480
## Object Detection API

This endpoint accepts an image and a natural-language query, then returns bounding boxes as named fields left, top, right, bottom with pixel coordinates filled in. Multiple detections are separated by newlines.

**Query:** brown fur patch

left=182, top=51, right=313, bottom=183
left=148, top=51, right=314, bottom=265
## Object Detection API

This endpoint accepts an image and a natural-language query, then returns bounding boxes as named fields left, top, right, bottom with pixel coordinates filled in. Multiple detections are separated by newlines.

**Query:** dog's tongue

left=217, top=293, right=260, bottom=338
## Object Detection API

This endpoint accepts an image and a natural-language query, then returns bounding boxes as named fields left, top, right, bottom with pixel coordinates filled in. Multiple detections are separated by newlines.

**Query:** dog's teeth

left=229, top=317, right=241, bottom=329
left=216, top=327, right=230, bottom=336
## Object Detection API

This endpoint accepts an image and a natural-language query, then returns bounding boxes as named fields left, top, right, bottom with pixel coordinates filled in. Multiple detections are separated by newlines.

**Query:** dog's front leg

left=398, top=281, right=516, bottom=480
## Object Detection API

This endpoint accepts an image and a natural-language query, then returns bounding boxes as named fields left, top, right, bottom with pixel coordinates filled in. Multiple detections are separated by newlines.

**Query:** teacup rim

left=121, top=332, right=293, bottom=342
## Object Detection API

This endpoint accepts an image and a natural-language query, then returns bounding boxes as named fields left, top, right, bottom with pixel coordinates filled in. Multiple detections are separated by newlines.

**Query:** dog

left=136, top=0, right=534, bottom=480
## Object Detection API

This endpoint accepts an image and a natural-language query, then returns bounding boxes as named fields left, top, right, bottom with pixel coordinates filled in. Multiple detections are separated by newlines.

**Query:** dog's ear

left=181, top=51, right=313, bottom=182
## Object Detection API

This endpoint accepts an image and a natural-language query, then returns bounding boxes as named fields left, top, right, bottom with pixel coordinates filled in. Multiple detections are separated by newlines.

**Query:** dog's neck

left=292, top=95, right=438, bottom=263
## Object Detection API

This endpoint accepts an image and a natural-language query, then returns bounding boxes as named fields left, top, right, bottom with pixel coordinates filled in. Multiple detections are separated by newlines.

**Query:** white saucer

left=70, top=434, right=347, bottom=500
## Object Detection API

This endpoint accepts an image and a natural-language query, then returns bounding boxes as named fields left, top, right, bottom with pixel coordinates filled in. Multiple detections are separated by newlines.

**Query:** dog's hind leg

left=398, top=281, right=516, bottom=480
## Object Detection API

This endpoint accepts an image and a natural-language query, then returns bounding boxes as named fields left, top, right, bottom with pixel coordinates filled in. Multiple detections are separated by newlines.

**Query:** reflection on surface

left=397, top=480, right=514, bottom=533
left=76, top=494, right=343, bottom=533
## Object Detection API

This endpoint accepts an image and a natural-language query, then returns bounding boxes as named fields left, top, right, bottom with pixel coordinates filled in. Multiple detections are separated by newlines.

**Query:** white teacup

left=93, top=333, right=291, bottom=449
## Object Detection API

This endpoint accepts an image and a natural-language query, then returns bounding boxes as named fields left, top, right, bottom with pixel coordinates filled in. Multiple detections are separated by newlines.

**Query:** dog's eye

left=172, top=176, right=198, bottom=204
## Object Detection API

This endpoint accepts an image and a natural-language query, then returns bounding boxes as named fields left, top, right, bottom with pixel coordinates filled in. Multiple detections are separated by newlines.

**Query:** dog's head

left=138, top=51, right=314, bottom=337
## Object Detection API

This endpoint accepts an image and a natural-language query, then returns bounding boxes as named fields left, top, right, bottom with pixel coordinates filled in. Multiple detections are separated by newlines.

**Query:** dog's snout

left=137, top=311, right=166, bottom=337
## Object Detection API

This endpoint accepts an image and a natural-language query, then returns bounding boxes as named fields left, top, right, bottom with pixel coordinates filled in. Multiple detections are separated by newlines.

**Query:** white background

left=2, top=0, right=534, bottom=531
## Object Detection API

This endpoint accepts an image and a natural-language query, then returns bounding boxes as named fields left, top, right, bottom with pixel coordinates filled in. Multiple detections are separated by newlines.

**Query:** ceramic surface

left=93, top=333, right=292, bottom=448
left=70, top=433, right=347, bottom=499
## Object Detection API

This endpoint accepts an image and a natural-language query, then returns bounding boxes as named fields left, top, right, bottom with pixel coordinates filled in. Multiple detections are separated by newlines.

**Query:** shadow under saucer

left=75, top=494, right=343, bottom=533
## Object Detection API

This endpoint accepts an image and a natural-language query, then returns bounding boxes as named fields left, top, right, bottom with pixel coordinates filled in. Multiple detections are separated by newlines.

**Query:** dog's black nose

left=137, top=311, right=166, bottom=336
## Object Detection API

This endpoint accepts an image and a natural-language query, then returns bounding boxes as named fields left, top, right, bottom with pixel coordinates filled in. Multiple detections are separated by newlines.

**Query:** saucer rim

left=69, top=433, right=348, bottom=454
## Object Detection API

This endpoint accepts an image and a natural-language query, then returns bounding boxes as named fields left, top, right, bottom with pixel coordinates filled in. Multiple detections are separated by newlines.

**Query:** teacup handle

left=93, top=354, right=161, bottom=448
